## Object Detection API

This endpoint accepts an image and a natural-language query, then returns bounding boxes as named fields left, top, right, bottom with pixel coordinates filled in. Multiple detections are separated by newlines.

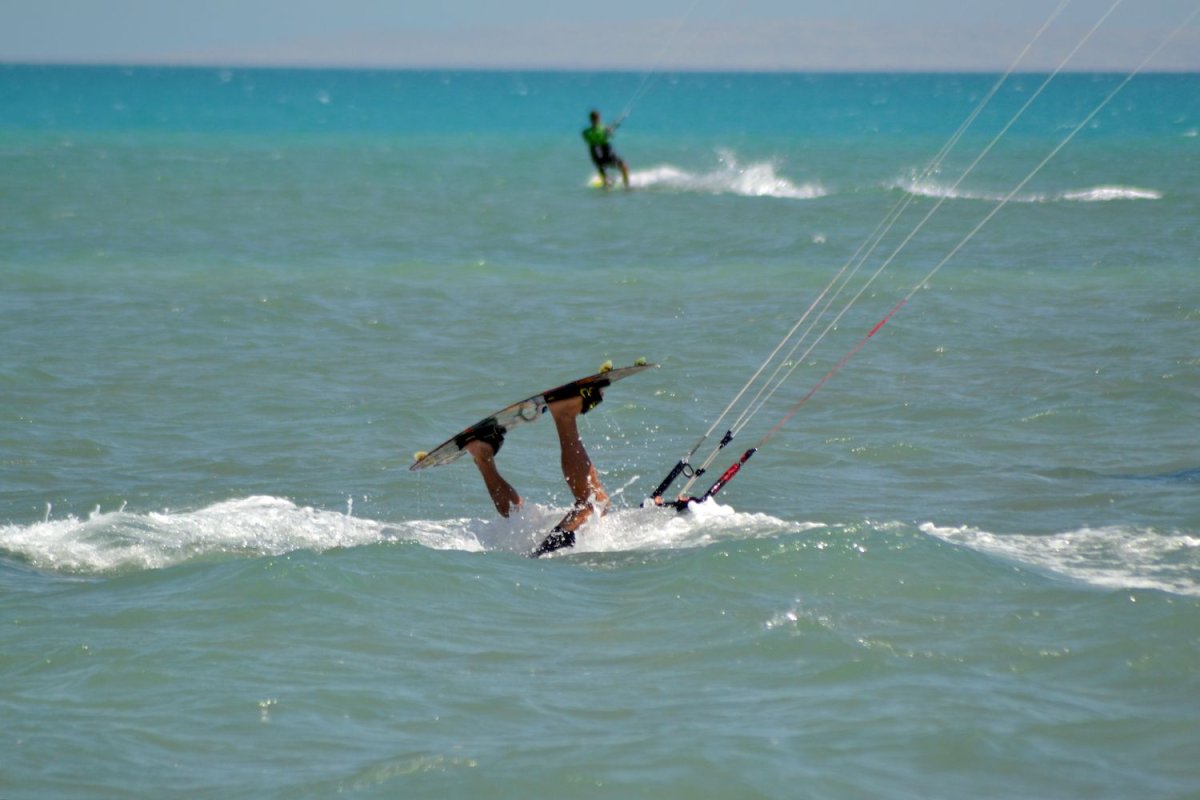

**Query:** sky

left=1, top=0, right=1197, bottom=71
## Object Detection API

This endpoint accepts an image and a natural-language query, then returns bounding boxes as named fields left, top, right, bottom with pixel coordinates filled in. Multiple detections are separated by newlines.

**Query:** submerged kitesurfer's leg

left=464, top=439, right=522, bottom=518
left=552, top=392, right=609, bottom=527
left=530, top=392, right=609, bottom=556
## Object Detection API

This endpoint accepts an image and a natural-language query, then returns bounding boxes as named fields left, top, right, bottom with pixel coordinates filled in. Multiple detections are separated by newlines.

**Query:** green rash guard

left=583, top=123, right=620, bottom=167
left=582, top=124, right=611, bottom=148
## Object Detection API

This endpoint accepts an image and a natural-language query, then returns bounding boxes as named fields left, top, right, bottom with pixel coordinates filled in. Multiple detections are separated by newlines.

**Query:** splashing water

left=0, top=495, right=800, bottom=575
left=624, top=149, right=825, bottom=199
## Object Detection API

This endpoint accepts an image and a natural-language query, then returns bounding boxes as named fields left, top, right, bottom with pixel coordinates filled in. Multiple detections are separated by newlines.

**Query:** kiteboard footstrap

left=453, top=418, right=506, bottom=456
left=544, top=384, right=605, bottom=415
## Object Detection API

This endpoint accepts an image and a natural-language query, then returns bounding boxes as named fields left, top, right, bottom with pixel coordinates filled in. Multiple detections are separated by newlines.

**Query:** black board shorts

left=590, top=144, right=622, bottom=168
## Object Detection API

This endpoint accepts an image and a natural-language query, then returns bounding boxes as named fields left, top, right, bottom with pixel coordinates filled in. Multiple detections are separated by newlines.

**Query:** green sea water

left=1, top=66, right=1198, bottom=798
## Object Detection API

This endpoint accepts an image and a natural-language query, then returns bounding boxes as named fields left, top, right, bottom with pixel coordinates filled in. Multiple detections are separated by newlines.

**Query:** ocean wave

left=898, top=179, right=1162, bottom=204
left=0, top=497, right=391, bottom=575
left=899, top=179, right=1049, bottom=203
left=556, top=499, right=800, bottom=555
left=9, top=498, right=1193, bottom=594
left=0, top=495, right=797, bottom=575
left=619, top=150, right=825, bottom=200
left=920, top=522, right=1200, bottom=597
left=1058, top=185, right=1163, bottom=202
left=402, top=498, right=798, bottom=557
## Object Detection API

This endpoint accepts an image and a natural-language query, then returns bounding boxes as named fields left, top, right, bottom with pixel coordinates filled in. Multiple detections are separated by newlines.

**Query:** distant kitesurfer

left=582, top=109, right=630, bottom=189
left=463, top=389, right=609, bottom=556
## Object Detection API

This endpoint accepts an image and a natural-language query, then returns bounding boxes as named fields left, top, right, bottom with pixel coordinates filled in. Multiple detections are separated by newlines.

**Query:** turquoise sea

left=2, top=65, right=1198, bottom=798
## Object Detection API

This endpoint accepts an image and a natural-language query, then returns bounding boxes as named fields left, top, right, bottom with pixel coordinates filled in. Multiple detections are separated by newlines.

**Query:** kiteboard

left=410, top=359, right=656, bottom=471
left=588, top=175, right=633, bottom=190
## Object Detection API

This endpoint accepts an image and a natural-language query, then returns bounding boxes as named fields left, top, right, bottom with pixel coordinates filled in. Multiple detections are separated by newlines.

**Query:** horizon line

left=4, top=58, right=1198, bottom=75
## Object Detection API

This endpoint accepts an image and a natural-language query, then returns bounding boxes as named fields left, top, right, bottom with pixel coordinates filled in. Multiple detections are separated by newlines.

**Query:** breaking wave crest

left=898, top=179, right=1162, bottom=203
left=0, top=495, right=795, bottom=575
left=922, top=522, right=1200, bottom=597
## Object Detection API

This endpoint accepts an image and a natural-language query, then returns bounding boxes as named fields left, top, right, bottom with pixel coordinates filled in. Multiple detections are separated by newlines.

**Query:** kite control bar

left=645, top=459, right=693, bottom=506
left=645, top=430, right=740, bottom=509
left=650, top=447, right=757, bottom=512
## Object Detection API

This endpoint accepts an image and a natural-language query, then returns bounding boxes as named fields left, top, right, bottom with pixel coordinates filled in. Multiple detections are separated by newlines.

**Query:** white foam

left=624, top=149, right=825, bottom=200
left=899, top=178, right=1028, bottom=203
left=899, top=178, right=1161, bottom=204
left=921, top=522, right=1200, bottom=597
left=0, top=496, right=390, bottom=574
left=392, top=499, right=797, bottom=558
left=1058, top=185, right=1162, bottom=202
left=569, top=499, right=798, bottom=556
left=0, top=496, right=798, bottom=574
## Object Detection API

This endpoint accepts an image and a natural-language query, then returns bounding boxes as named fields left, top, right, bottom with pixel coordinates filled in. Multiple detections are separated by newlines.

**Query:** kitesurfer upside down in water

left=582, top=109, right=630, bottom=189
left=463, top=389, right=609, bottom=556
